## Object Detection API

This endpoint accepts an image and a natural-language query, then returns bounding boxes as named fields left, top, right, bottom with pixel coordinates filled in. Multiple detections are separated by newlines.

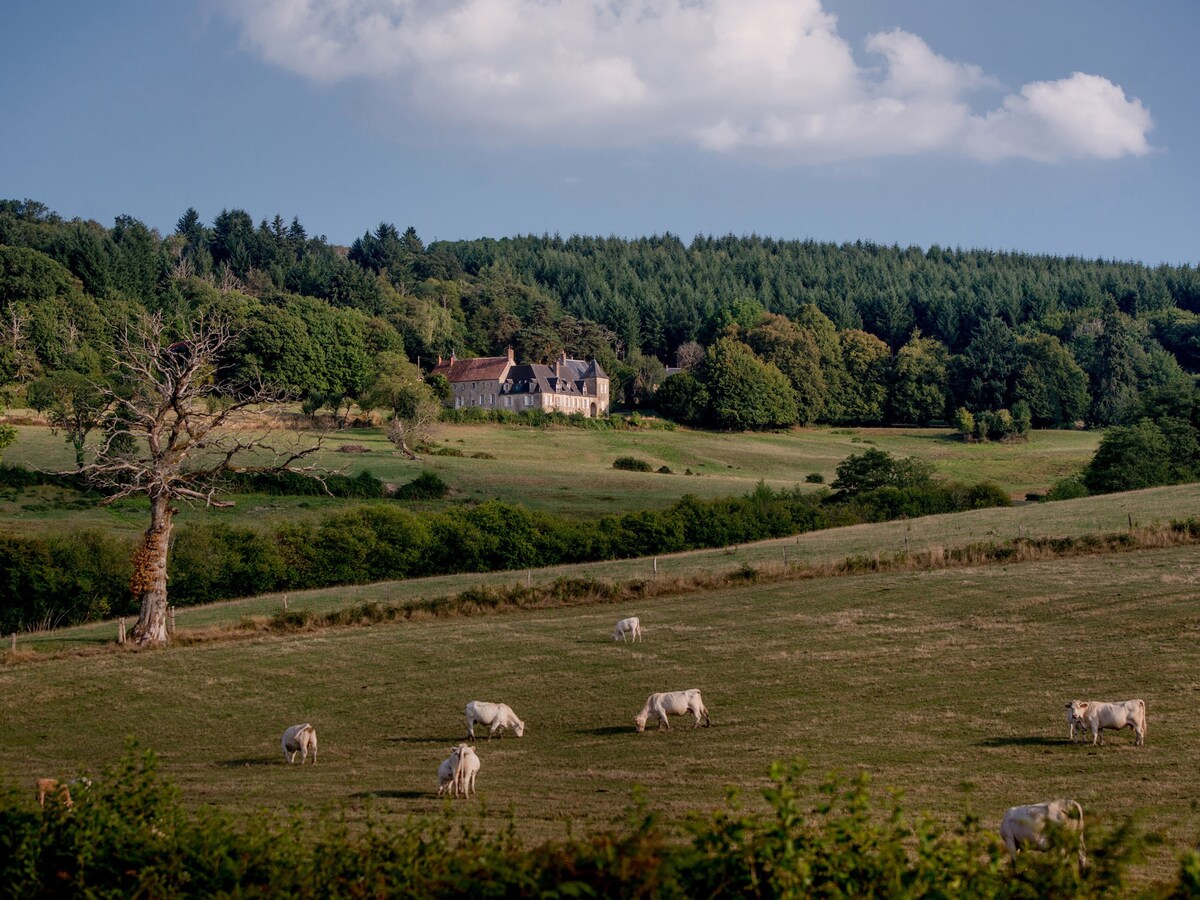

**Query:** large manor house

left=429, top=348, right=611, bottom=418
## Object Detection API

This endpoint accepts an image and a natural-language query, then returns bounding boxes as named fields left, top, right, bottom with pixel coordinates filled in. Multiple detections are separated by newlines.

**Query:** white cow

left=281, top=723, right=318, bottom=764
left=437, top=746, right=463, bottom=797
left=465, top=701, right=525, bottom=741
left=634, top=689, right=711, bottom=732
left=1000, top=799, right=1086, bottom=867
left=612, top=616, right=643, bottom=642
left=1065, top=699, right=1146, bottom=746
left=1065, top=704, right=1083, bottom=742
left=455, top=744, right=481, bottom=798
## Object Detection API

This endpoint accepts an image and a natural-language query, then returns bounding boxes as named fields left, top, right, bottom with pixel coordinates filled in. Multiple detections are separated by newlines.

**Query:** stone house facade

left=429, top=348, right=611, bottom=417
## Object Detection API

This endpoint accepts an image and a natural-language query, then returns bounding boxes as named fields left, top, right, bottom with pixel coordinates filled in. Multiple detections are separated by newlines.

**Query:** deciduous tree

left=79, top=313, right=320, bottom=646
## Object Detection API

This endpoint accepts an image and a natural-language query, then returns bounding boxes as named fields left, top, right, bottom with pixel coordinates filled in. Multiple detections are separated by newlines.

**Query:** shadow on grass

left=216, top=757, right=281, bottom=768
left=353, top=789, right=426, bottom=800
left=979, top=736, right=1067, bottom=748
left=575, top=726, right=634, bottom=737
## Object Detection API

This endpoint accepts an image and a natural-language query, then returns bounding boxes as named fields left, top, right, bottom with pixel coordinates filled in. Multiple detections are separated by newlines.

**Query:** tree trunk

left=130, top=490, right=173, bottom=646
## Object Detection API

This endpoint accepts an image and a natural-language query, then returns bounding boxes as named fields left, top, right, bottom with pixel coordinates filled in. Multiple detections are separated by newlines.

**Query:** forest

left=1, top=197, right=1198, bottom=477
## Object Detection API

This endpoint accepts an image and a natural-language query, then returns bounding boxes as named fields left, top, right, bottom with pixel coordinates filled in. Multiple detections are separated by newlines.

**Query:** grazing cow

left=465, top=701, right=525, bottom=741
left=634, top=689, right=711, bottom=732
left=281, top=723, right=319, bottom=764
left=35, top=778, right=72, bottom=809
left=612, top=616, right=643, bottom=643
left=1000, top=799, right=1086, bottom=867
left=437, top=746, right=463, bottom=798
left=1065, top=699, right=1146, bottom=747
left=455, top=744, right=481, bottom=798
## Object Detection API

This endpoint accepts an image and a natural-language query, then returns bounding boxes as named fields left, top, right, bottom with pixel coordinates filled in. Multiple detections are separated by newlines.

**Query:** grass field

left=1, top=420, right=1100, bottom=535
left=16, top=481, right=1196, bottom=650
left=2, top=510, right=1198, bottom=879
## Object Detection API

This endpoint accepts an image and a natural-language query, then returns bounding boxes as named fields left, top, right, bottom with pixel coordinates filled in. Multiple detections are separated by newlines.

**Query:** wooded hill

left=2, top=198, right=1198, bottom=431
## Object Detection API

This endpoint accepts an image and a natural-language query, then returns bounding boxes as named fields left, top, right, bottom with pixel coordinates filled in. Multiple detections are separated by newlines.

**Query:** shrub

left=613, top=456, right=652, bottom=472
left=394, top=471, right=449, bottom=500
left=805, top=472, right=824, bottom=483
left=1045, top=476, right=1090, bottom=502
left=0, top=749, right=1161, bottom=896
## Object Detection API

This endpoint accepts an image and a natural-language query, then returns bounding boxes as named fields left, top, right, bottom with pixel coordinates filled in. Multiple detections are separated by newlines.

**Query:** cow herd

left=32, top=610, right=1140, bottom=870
left=268, top=616, right=1144, bottom=866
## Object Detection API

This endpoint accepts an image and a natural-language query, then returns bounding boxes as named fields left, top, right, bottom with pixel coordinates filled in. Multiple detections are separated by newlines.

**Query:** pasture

left=0, top=420, right=1099, bottom=535
left=2, top=538, right=1198, bottom=880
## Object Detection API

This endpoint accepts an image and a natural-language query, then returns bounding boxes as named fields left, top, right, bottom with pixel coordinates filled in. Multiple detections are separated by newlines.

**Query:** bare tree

left=385, top=387, right=440, bottom=459
left=79, top=312, right=322, bottom=646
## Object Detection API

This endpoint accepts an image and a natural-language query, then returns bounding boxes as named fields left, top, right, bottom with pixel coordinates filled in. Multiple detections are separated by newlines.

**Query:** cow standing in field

left=634, top=689, right=711, bottom=732
left=1000, top=799, right=1086, bottom=867
left=612, top=616, right=643, bottom=642
left=465, top=701, right=525, bottom=741
left=1065, top=699, right=1146, bottom=746
left=281, top=723, right=319, bottom=763
left=455, top=744, right=481, bottom=798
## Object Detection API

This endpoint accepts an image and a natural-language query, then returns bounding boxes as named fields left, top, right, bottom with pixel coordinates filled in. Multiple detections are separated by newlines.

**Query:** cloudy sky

left=2, top=1, right=1196, bottom=263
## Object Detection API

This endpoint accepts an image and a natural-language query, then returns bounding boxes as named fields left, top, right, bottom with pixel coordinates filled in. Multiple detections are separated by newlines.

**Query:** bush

left=394, top=471, right=449, bottom=500
left=805, top=472, right=824, bottom=483
left=1044, top=476, right=1090, bottom=502
left=613, top=456, right=652, bottom=472
left=0, top=749, right=1162, bottom=896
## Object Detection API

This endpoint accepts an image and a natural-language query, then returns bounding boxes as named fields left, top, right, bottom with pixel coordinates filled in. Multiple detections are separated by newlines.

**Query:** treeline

left=1, top=199, right=1198, bottom=434
left=2, top=751, right=1185, bottom=897
left=0, top=469, right=1008, bottom=632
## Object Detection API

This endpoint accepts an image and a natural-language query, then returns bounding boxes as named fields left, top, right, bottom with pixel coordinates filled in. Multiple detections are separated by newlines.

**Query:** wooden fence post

left=653, top=557, right=658, bottom=576
left=9, top=632, right=15, bottom=652
left=117, top=619, right=126, bottom=645
left=282, top=594, right=289, bottom=611
left=167, top=606, right=176, bottom=636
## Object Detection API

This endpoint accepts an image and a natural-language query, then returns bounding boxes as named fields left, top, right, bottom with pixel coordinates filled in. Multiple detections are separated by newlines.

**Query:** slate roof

left=429, top=355, right=510, bottom=383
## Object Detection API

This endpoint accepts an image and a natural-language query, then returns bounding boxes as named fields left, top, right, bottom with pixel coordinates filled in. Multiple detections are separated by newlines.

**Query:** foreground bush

left=0, top=750, right=1177, bottom=897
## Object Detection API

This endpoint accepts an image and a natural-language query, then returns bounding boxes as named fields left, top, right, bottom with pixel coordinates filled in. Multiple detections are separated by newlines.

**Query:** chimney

left=507, top=346, right=515, bottom=363
left=437, top=354, right=443, bottom=366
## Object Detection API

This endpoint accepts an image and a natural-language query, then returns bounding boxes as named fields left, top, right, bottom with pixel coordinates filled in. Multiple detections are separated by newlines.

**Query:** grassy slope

left=18, top=481, right=1197, bottom=649
left=0, top=542, right=1196, bottom=881
left=1, top=421, right=1099, bottom=535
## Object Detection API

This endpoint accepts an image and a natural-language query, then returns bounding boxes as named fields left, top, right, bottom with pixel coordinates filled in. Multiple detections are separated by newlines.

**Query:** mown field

left=0, top=420, right=1099, bottom=536
left=2, top=507, right=1198, bottom=880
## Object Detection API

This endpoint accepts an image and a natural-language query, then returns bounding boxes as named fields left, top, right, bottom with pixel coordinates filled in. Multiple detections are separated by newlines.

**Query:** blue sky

left=2, top=1, right=1197, bottom=264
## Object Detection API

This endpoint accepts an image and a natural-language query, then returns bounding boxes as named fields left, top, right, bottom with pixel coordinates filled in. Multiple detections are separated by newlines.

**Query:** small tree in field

left=80, top=313, right=321, bottom=646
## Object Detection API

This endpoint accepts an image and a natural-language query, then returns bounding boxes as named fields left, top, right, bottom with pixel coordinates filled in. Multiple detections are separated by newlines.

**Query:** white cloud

left=215, top=0, right=1154, bottom=164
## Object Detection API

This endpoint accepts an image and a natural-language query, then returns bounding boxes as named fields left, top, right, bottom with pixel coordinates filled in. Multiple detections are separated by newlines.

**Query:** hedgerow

left=0, top=479, right=1009, bottom=629
left=0, top=749, right=1178, bottom=897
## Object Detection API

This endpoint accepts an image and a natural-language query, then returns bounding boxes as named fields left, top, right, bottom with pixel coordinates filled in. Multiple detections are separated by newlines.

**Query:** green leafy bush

left=394, top=471, right=450, bottom=500
left=0, top=748, right=1166, bottom=896
left=613, top=456, right=652, bottom=472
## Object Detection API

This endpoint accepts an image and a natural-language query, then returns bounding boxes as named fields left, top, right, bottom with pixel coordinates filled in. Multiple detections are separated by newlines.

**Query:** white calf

left=437, top=746, right=463, bottom=797
left=1065, top=699, right=1146, bottom=746
left=281, top=723, right=318, bottom=764
left=612, top=616, right=643, bottom=642
left=465, top=701, right=525, bottom=741
left=1000, top=799, right=1086, bottom=867
left=634, top=689, right=711, bottom=732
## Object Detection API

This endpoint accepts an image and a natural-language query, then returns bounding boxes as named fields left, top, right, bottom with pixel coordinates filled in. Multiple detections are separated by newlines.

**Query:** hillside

left=2, top=522, right=1197, bottom=881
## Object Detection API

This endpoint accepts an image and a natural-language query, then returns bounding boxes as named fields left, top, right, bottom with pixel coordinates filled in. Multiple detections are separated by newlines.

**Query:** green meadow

left=1, top=540, right=1196, bottom=881
left=1, top=420, right=1100, bottom=537
left=5, top=419, right=1197, bottom=880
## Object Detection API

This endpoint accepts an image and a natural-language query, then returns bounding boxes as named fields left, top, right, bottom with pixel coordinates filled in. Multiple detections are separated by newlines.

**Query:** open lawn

left=1, top=420, right=1100, bottom=535
left=2, top=537, right=1198, bottom=880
